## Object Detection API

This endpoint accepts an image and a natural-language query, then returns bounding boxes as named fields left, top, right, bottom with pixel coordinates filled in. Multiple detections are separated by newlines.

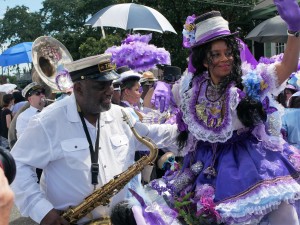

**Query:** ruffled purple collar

left=180, top=73, right=239, bottom=143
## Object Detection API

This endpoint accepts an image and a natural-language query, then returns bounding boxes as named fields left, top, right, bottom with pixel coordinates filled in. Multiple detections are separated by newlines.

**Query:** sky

left=0, top=1, right=43, bottom=74
left=0, top=0, right=43, bottom=18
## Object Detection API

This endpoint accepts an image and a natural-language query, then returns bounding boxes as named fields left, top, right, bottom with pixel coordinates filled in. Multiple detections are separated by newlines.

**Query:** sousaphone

left=31, top=36, right=73, bottom=93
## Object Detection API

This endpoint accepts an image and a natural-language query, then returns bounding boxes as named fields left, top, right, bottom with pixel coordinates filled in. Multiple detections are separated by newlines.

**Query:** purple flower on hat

left=182, top=14, right=196, bottom=48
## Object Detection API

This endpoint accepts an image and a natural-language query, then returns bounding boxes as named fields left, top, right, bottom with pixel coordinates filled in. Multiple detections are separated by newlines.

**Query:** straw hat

left=140, top=71, right=158, bottom=84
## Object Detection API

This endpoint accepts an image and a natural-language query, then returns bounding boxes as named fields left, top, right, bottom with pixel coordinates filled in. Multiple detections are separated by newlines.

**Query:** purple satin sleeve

left=238, top=38, right=258, bottom=67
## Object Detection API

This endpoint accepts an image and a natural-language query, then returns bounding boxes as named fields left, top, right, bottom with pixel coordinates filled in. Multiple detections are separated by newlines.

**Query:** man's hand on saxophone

left=41, top=209, right=69, bottom=225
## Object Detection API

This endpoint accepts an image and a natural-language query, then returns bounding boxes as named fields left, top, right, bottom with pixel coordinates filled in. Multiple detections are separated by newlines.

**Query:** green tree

left=79, top=35, right=123, bottom=57
left=0, top=0, right=260, bottom=69
left=40, top=0, right=118, bottom=59
left=0, top=6, right=44, bottom=44
left=124, top=0, right=260, bottom=69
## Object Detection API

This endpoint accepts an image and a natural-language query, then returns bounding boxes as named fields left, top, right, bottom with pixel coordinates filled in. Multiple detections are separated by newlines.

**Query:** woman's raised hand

left=274, top=0, right=300, bottom=31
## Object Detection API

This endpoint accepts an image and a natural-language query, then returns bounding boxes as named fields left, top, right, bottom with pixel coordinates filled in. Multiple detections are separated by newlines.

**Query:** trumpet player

left=16, top=82, right=46, bottom=139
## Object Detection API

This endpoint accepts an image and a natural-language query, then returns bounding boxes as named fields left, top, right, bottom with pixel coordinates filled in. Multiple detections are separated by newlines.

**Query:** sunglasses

left=30, top=90, right=45, bottom=96
left=113, top=86, right=121, bottom=92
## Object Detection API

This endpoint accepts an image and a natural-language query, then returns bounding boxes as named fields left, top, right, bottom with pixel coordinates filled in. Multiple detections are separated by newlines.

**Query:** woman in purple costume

left=149, top=1, right=300, bottom=224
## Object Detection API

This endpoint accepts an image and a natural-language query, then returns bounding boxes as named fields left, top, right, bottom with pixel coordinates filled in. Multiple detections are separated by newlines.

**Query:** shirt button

left=74, top=146, right=77, bottom=148
left=104, top=165, right=106, bottom=168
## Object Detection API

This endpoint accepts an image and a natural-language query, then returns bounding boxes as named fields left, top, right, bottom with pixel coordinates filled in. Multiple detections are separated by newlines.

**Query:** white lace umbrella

left=85, top=3, right=177, bottom=37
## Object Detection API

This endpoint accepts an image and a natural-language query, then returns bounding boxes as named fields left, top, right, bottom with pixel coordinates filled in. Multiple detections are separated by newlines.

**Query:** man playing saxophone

left=10, top=52, right=178, bottom=225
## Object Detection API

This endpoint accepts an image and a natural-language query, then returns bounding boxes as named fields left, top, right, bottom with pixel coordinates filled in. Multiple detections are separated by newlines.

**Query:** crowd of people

left=1, top=0, right=300, bottom=224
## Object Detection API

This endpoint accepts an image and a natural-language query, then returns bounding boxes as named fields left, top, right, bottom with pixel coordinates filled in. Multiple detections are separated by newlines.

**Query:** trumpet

left=41, top=98, right=55, bottom=106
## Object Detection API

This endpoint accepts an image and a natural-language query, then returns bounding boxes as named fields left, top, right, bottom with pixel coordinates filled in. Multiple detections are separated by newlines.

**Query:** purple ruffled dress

left=159, top=63, right=300, bottom=225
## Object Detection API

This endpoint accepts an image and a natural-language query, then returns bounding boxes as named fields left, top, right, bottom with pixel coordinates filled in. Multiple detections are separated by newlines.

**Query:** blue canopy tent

left=0, top=42, right=33, bottom=67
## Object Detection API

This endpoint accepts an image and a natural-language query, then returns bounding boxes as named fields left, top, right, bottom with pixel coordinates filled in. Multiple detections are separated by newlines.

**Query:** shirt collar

left=29, top=105, right=40, bottom=112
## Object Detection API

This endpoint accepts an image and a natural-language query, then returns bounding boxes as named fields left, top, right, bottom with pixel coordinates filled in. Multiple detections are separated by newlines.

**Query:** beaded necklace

left=205, top=80, right=224, bottom=103
left=195, top=78, right=227, bottom=128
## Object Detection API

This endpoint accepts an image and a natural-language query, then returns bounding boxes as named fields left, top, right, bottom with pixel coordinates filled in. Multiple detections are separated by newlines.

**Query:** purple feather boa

left=105, top=33, right=170, bottom=72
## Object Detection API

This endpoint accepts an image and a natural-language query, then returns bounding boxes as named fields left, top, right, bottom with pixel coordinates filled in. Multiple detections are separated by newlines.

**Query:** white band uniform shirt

left=15, top=105, right=42, bottom=139
left=10, top=93, right=178, bottom=224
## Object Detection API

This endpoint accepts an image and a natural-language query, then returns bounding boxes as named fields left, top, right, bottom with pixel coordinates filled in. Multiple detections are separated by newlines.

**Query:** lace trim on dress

left=180, top=73, right=239, bottom=143
left=216, top=177, right=300, bottom=225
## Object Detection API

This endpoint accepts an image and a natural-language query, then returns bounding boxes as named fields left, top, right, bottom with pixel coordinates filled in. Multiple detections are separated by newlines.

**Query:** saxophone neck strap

left=78, top=111, right=101, bottom=188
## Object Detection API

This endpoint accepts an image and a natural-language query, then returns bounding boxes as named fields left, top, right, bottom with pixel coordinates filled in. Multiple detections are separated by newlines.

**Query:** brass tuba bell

left=31, top=36, right=73, bottom=93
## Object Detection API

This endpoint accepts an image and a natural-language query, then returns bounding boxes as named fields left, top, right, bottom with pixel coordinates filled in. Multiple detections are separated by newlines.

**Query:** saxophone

left=62, top=109, right=158, bottom=224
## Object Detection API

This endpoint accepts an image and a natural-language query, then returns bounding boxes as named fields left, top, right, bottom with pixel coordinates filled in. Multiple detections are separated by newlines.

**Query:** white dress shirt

left=11, top=93, right=178, bottom=224
left=16, top=105, right=41, bottom=139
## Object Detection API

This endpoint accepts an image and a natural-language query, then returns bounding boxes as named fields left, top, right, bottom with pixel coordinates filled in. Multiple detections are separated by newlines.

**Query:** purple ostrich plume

left=105, top=33, right=171, bottom=72
left=122, top=33, right=152, bottom=44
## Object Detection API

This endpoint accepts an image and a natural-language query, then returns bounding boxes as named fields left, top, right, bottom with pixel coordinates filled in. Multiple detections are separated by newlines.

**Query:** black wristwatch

left=287, top=30, right=300, bottom=37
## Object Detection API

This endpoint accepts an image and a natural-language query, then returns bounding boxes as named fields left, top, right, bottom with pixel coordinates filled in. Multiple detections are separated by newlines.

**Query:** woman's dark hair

left=289, top=96, right=300, bottom=108
left=236, top=97, right=267, bottom=127
left=2, top=94, right=14, bottom=107
left=111, top=201, right=137, bottom=225
left=177, top=130, right=189, bottom=150
left=12, top=91, right=25, bottom=104
left=276, top=91, right=286, bottom=107
left=283, top=88, right=298, bottom=107
left=121, top=78, right=140, bottom=91
left=191, top=36, right=243, bottom=91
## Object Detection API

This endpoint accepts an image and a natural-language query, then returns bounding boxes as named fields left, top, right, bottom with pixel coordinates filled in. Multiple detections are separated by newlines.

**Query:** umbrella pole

left=101, top=25, right=106, bottom=39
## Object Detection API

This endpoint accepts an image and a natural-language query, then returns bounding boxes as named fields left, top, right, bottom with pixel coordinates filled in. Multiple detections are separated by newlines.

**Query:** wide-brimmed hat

left=140, top=71, right=158, bottom=84
left=22, top=82, right=44, bottom=98
left=182, top=11, right=238, bottom=48
left=65, top=53, right=119, bottom=82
